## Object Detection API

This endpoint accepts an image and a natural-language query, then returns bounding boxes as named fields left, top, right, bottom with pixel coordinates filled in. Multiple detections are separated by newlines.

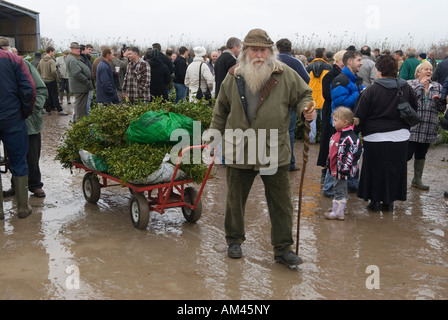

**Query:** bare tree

left=40, top=36, right=55, bottom=50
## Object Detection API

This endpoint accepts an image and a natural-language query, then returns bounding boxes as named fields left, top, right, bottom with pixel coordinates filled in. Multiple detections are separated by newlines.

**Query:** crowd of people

left=1, top=30, right=448, bottom=269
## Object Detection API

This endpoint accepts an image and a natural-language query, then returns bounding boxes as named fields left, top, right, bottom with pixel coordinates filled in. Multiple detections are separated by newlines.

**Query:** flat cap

left=70, top=42, right=80, bottom=49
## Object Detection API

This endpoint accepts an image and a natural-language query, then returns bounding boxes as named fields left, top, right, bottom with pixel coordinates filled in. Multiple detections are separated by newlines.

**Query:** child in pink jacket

left=325, top=107, right=363, bottom=220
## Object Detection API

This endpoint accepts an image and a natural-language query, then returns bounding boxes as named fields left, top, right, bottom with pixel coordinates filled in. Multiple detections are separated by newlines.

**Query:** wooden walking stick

left=296, top=102, right=315, bottom=256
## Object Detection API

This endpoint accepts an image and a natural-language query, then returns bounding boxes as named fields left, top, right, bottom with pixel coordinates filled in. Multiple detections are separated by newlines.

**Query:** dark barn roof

left=0, top=1, right=39, bottom=18
left=0, top=1, right=40, bottom=53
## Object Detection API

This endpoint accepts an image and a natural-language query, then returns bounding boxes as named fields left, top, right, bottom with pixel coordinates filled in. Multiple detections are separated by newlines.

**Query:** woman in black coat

left=317, top=50, right=346, bottom=187
left=354, top=55, right=418, bottom=211
left=146, top=48, right=171, bottom=101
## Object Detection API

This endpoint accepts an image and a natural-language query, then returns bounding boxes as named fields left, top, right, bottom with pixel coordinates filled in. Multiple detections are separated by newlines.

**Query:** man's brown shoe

left=32, top=188, right=46, bottom=198
left=3, top=188, right=15, bottom=197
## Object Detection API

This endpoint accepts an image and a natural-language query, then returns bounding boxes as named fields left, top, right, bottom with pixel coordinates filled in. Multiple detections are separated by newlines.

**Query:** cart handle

left=163, top=145, right=217, bottom=211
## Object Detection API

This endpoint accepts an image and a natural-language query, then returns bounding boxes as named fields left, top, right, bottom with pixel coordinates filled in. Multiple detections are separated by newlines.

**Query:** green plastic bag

left=126, top=111, right=194, bottom=145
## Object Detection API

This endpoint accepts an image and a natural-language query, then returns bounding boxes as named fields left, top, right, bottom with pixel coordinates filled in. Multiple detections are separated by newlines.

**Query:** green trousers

left=225, top=165, right=294, bottom=256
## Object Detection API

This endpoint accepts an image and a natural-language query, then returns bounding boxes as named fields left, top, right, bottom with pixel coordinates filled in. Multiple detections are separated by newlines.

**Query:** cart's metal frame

left=73, top=145, right=216, bottom=229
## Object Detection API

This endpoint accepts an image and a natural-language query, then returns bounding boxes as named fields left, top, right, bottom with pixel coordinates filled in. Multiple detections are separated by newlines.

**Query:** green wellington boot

left=13, top=176, right=32, bottom=219
left=412, top=159, right=430, bottom=190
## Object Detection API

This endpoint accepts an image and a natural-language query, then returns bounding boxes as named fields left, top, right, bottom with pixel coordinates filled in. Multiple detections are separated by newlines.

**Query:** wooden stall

left=0, top=1, right=40, bottom=54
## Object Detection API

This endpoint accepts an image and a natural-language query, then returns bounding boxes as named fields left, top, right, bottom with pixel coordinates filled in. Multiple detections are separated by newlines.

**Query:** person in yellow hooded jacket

left=306, top=48, right=331, bottom=143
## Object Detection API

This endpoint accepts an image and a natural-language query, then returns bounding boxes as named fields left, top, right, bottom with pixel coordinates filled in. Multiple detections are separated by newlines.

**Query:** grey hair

left=406, top=47, right=416, bottom=57
left=226, top=37, right=241, bottom=50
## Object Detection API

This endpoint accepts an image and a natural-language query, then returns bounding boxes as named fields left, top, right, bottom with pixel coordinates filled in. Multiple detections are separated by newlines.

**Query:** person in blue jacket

left=441, top=75, right=448, bottom=103
left=276, top=38, right=310, bottom=171
left=0, top=37, right=36, bottom=220
left=331, top=50, right=365, bottom=114
left=96, top=48, right=119, bottom=105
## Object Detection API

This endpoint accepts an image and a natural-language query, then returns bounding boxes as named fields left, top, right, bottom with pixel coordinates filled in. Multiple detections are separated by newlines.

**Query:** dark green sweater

left=399, top=57, right=421, bottom=80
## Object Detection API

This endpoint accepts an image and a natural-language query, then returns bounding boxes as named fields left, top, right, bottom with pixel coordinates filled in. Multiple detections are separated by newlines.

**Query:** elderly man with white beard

left=209, top=28, right=316, bottom=268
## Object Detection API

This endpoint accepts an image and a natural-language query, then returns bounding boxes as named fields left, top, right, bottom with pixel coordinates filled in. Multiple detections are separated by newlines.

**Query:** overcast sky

left=10, top=0, right=448, bottom=51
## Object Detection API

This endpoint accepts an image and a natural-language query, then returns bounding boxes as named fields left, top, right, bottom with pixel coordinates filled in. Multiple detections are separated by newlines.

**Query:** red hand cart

left=72, top=145, right=216, bottom=230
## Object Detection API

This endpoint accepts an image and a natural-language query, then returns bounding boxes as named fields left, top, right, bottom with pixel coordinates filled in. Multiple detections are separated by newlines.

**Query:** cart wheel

left=83, top=172, right=101, bottom=204
left=130, top=193, right=150, bottom=230
left=182, top=187, right=202, bottom=223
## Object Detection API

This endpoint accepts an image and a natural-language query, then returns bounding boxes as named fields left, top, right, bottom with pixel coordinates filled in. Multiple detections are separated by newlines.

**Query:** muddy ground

left=1, top=101, right=447, bottom=300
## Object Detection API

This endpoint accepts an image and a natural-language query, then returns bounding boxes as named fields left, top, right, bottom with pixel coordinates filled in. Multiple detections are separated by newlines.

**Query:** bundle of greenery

left=55, top=99, right=214, bottom=185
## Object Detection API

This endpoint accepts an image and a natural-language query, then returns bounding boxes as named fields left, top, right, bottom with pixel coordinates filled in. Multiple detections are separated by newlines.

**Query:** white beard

left=238, top=53, right=277, bottom=94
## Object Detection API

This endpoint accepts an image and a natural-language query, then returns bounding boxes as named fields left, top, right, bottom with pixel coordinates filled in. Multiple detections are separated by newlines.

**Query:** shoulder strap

left=396, top=78, right=404, bottom=97
left=235, top=75, right=249, bottom=120
left=198, top=63, right=203, bottom=87
left=396, top=78, right=402, bottom=94
left=396, top=78, right=408, bottom=104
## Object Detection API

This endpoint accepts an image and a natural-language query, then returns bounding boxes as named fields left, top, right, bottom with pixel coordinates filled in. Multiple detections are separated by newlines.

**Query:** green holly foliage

left=55, top=98, right=214, bottom=184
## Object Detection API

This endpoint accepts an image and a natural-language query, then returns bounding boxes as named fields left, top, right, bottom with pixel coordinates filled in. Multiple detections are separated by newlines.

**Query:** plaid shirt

left=123, top=58, right=151, bottom=101
left=408, top=79, right=445, bottom=143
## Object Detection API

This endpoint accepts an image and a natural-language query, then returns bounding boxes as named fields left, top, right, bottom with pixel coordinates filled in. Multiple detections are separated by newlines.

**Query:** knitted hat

left=0, top=36, right=10, bottom=47
left=193, top=46, right=206, bottom=57
left=243, top=28, right=274, bottom=48
left=419, top=53, right=427, bottom=60
left=70, top=42, right=80, bottom=49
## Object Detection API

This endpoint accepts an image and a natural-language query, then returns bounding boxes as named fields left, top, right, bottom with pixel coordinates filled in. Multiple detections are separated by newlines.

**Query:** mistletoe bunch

left=55, top=99, right=214, bottom=184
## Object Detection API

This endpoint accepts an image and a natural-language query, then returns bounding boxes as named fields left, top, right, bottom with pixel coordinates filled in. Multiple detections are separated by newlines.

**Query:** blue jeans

left=289, top=110, right=297, bottom=170
left=323, top=169, right=334, bottom=196
left=348, top=174, right=359, bottom=191
left=309, top=109, right=322, bottom=144
left=86, top=90, right=93, bottom=115
left=323, top=169, right=358, bottom=197
left=174, top=83, right=188, bottom=103
left=333, top=178, right=348, bottom=201
left=0, top=120, right=29, bottom=177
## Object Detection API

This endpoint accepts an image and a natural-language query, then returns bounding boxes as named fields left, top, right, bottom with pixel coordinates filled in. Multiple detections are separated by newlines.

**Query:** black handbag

left=397, top=80, right=421, bottom=127
left=196, top=63, right=212, bottom=101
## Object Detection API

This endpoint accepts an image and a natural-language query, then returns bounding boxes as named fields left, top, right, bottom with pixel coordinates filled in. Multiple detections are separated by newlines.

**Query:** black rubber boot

left=227, top=243, right=242, bottom=259
left=382, top=202, right=394, bottom=212
left=367, top=201, right=382, bottom=212
left=274, top=251, right=303, bottom=266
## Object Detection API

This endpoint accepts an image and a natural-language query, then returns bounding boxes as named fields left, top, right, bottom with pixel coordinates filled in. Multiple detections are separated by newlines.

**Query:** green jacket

left=66, top=52, right=94, bottom=94
left=24, top=60, right=48, bottom=135
left=399, top=57, right=421, bottom=80
left=210, top=62, right=313, bottom=172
